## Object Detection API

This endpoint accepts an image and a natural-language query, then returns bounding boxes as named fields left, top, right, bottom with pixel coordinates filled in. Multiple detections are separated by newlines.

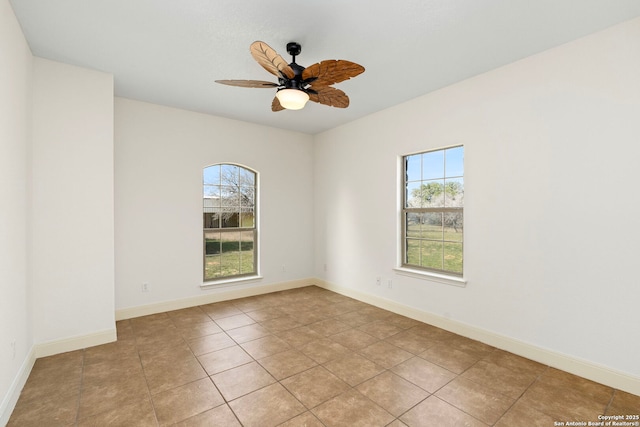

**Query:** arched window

left=203, top=164, right=257, bottom=281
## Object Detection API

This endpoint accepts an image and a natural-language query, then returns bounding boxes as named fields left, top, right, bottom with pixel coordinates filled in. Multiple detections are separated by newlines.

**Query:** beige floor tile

left=356, top=371, right=429, bottom=416
left=177, top=320, right=223, bottom=340
left=392, top=356, right=457, bottom=393
left=211, top=361, right=276, bottom=401
left=260, top=315, right=304, bottom=333
left=312, top=389, right=395, bottom=427
left=330, top=328, right=379, bottom=350
left=288, top=310, right=328, bottom=325
left=460, top=359, right=540, bottom=399
left=197, top=345, right=253, bottom=375
left=200, top=302, right=243, bottom=320
left=385, top=314, right=422, bottom=330
left=240, top=335, right=291, bottom=359
left=140, top=345, right=208, bottom=395
left=245, top=307, right=286, bottom=322
left=257, top=349, right=317, bottom=380
left=277, top=411, right=325, bottom=427
left=606, top=389, right=640, bottom=414
left=229, top=383, right=306, bottom=427
left=76, top=397, right=156, bottom=427
left=167, top=306, right=212, bottom=328
left=357, top=320, right=405, bottom=339
left=335, top=310, right=378, bottom=327
left=281, top=365, right=350, bottom=408
left=324, top=352, right=385, bottom=386
left=78, top=369, right=150, bottom=419
left=400, top=396, right=488, bottom=427
left=8, top=389, right=80, bottom=427
left=277, top=326, right=325, bottom=348
left=299, top=338, right=350, bottom=364
left=518, top=374, right=613, bottom=421
left=308, top=318, right=352, bottom=336
left=187, top=332, right=236, bottom=356
left=152, top=377, right=224, bottom=425
left=419, top=343, right=482, bottom=374
left=385, top=329, right=437, bottom=354
left=494, top=399, right=556, bottom=427
left=359, top=341, right=413, bottom=369
left=175, top=404, right=241, bottom=427
left=435, top=377, right=515, bottom=425
left=225, top=322, right=271, bottom=343
left=214, top=313, right=256, bottom=330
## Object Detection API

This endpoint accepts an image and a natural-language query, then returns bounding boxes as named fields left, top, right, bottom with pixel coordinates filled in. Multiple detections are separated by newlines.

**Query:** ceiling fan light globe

left=276, top=89, right=309, bottom=110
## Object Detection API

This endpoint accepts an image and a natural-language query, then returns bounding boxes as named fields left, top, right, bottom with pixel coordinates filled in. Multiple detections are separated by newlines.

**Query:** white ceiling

left=10, top=0, right=640, bottom=134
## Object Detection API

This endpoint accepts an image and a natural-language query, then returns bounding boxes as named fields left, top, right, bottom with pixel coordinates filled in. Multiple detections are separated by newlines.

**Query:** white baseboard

left=115, top=278, right=315, bottom=321
left=0, top=346, right=35, bottom=427
left=33, top=328, right=117, bottom=359
left=312, top=278, right=640, bottom=397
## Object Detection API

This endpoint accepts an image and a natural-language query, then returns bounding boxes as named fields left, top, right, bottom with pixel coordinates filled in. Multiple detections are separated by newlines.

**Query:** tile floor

left=8, top=286, right=639, bottom=426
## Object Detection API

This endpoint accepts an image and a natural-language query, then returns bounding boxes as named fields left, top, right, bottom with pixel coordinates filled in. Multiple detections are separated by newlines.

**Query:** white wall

left=114, top=98, right=314, bottom=310
left=0, top=0, right=33, bottom=419
left=30, top=58, right=116, bottom=344
left=314, top=17, right=640, bottom=379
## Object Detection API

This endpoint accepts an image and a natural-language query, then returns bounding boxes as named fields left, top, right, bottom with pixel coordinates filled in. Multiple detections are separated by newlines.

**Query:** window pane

left=444, top=212, right=463, bottom=242
left=445, top=146, right=464, bottom=178
left=443, top=242, right=463, bottom=273
left=203, top=184, right=219, bottom=198
left=422, top=180, right=445, bottom=207
left=405, top=155, right=421, bottom=182
left=406, top=239, right=420, bottom=265
left=421, top=240, right=443, bottom=270
left=203, top=165, right=221, bottom=185
left=239, top=168, right=255, bottom=186
left=423, top=212, right=443, bottom=239
left=221, top=211, right=240, bottom=228
left=221, top=164, right=239, bottom=183
left=204, top=230, right=222, bottom=280
left=444, top=178, right=464, bottom=207
left=406, top=181, right=423, bottom=208
left=422, top=150, right=444, bottom=180
left=220, top=231, right=241, bottom=276
left=239, top=231, right=255, bottom=274
left=406, top=213, right=421, bottom=238
left=240, top=186, right=255, bottom=208
left=240, top=210, right=254, bottom=227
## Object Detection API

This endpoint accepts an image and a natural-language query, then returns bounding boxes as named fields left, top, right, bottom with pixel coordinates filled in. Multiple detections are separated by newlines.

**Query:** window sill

left=393, top=267, right=467, bottom=287
left=201, top=275, right=263, bottom=289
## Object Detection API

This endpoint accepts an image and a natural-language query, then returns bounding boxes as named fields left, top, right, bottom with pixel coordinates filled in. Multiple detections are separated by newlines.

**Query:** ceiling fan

left=216, top=41, right=365, bottom=111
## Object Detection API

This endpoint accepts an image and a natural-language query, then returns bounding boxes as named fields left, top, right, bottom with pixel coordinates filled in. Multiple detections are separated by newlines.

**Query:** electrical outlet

left=142, top=282, right=150, bottom=292
left=323, top=263, right=327, bottom=272
left=376, top=277, right=381, bottom=286
left=281, top=264, right=286, bottom=272
left=387, top=280, right=393, bottom=289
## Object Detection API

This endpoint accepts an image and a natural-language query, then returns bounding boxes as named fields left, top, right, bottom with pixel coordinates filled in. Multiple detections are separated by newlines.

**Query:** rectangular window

left=402, top=146, right=464, bottom=276
left=204, top=164, right=257, bottom=281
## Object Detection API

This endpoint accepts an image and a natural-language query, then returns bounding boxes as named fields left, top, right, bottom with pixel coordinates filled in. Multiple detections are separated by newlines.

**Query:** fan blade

left=215, top=79, right=279, bottom=88
left=308, top=86, right=350, bottom=108
left=250, top=41, right=295, bottom=80
left=302, top=60, right=364, bottom=86
left=271, top=96, right=285, bottom=112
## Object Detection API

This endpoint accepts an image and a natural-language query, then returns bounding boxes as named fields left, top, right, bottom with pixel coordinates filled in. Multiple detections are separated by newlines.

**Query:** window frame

left=203, top=163, right=259, bottom=284
left=399, top=145, right=465, bottom=280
